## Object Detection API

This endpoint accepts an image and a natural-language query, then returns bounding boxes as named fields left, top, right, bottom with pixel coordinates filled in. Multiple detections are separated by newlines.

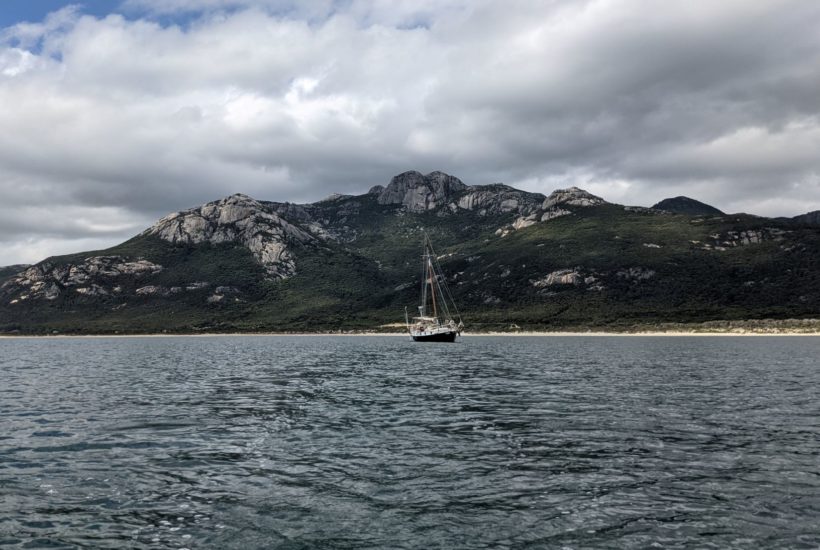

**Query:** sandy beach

left=3, top=330, right=820, bottom=339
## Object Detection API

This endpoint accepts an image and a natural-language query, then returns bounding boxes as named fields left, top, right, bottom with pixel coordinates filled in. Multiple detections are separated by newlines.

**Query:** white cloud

left=1, top=0, right=820, bottom=265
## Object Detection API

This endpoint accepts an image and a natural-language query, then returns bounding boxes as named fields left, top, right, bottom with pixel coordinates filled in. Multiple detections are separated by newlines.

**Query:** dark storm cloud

left=1, top=0, right=820, bottom=264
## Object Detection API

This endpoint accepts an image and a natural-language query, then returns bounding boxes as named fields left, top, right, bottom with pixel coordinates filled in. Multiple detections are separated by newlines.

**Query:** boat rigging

left=405, top=233, right=464, bottom=342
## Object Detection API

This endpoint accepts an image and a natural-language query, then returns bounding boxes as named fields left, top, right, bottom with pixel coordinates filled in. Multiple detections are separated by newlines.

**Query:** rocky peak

left=543, top=187, right=606, bottom=209
left=376, top=170, right=468, bottom=212
left=144, top=193, right=315, bottom=279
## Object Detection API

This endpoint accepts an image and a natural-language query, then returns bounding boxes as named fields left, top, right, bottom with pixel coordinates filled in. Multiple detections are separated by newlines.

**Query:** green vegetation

left=2, top=199, right=819, bottom=334
left=0, top=265, right=28, bottom=283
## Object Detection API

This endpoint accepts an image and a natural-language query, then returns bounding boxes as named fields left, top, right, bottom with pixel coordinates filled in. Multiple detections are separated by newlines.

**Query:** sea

left=1, top=335, right=818, bottom=549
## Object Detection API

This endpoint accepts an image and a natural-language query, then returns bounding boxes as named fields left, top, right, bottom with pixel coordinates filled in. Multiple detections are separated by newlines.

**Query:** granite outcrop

left=1, top=256, right=163, bottom=304
left=144, top=193, right=315, bottom=279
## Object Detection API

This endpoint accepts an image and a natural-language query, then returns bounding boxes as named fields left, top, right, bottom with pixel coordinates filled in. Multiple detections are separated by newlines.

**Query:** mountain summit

left=652, top=196, right=724, bottom=216
left=1, top=171, right=819, bottom=334
left=374, top=170, right=468, bottom=212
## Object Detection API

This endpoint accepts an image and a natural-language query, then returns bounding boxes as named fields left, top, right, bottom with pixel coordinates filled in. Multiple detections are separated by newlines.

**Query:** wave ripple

left=1, top=335, right=819, bottom=549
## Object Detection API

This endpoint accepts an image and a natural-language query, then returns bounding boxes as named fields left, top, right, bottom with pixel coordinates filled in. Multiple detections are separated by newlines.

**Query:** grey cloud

left=0, top=204, right=146, bottom=240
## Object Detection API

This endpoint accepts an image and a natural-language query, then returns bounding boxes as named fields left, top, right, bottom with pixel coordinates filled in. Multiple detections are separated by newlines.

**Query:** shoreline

left=2, top=330, right=820, bottom=339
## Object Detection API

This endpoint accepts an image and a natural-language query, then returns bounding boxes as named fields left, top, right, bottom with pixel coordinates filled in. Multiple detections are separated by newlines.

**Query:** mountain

left=2, top=170, right=819, bottom=334
left=792, top=210, right=820, bottom=226
left=652, top=196, right=724, bottom=216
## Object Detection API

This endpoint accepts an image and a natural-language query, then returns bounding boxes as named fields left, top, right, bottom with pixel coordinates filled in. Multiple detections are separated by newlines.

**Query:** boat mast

left=419, top=243, right=428, bottom=317
left=409, top=230, right=464, bottom=338
left=428, top=255, right=438, bottom=321
left=425, top=234, right=460, bottom=326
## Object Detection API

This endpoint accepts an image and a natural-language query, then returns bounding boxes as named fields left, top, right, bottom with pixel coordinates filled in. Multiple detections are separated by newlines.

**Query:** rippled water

left=1, top=335, right=819, bottom=549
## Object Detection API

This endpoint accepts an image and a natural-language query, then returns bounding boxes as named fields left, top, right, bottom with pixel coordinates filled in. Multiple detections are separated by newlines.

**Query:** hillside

left=792, top=210, right=820, bottom=226
left=652, top=196, right=724, bottom=216
left=0, top=264, right=28, bottom=283
left=2, top=171, right=820, bottom=334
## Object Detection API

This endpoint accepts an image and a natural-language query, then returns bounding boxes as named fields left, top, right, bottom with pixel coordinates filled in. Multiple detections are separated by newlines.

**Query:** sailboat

left=405, top=234, right=464, bottom=342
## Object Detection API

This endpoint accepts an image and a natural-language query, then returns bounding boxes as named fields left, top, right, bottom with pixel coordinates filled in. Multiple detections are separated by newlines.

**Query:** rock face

left=530, top=268, right=607, bottom=292
left=373, top=171, right=548, bottom=220
left=498, top=187, right=606, bottom=236
left=1, top=256, right=163, bottom=303
left=135, top=285, right=183, bottom=297
left=144, top=193, right=315, bottom=279
left=376, top=171, right=468, bottom=212
left=653, top=196, right=724, bottom=216
left=543, top=187, right=606, bottom=209
left=532, top=269, right=583, bottom=287
left=529, top=265, right=658, bottom=293
left=206, top=286, right=241, bottom=304
left=697, top=228, right=787, bottom=251
left=541, top=207, right=572, bottom=221
left=616, top=267, right=656, bottom=281
left=450, top=184, right=545, bottom=217
left=127, top=176, right=636, bottom=282
left=370, top=171, right=605, bottom=232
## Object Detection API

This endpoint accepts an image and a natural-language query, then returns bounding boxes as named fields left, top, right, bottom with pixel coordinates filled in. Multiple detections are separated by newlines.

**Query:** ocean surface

left=1, top=335, right=819, bottom=549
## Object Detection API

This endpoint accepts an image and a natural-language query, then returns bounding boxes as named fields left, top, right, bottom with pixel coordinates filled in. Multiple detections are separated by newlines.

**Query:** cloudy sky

left=1, top=0, right=819, bottom=265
